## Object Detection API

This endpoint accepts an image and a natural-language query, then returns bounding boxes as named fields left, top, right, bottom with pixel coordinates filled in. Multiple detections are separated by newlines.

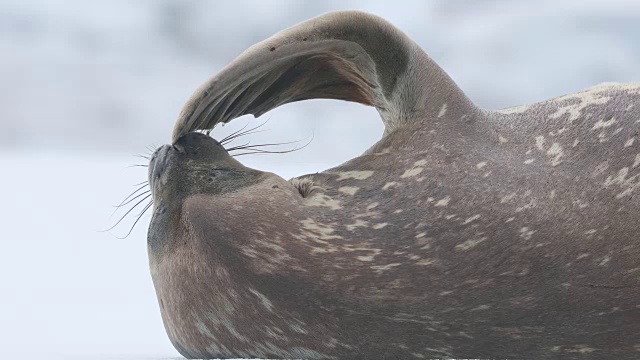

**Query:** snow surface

left=1, top=0, right=639, bottom=358
left=0, top=152, right=180, bottom=359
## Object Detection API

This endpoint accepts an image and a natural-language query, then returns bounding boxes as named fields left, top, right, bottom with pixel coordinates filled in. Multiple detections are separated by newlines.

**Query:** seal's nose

left=149, top=144, right=171, bottom=187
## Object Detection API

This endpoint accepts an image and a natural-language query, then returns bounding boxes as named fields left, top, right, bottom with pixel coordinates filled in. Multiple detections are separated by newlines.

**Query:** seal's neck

left=378, top=43, right=479, bottom=135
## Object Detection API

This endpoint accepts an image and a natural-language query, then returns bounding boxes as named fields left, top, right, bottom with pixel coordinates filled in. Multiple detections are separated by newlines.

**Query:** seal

left=148, top=11, right=640, bottom=359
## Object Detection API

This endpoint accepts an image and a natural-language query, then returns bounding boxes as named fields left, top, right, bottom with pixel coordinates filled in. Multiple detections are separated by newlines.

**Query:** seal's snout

left=149, top=144, right=169, bottom=176
left=148, top=144, right=172, bottom=193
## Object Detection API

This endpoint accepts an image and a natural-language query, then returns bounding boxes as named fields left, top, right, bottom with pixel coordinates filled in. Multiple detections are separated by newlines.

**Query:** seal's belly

left=150, top=244, right=343, bottom=359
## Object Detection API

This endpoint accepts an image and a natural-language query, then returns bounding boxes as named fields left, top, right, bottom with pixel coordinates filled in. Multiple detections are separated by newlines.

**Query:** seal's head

left=149, top=132, right=260, bottom=207
left=148, top=131, right=299, bottom=257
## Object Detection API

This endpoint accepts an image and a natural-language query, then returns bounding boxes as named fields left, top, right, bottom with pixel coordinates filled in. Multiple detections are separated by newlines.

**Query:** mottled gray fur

left=148, top=11, right=640, bottom=359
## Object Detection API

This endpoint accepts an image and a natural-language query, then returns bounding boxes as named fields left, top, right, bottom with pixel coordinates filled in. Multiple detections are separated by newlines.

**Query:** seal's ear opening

left=172, top=10, right=476, bottom=143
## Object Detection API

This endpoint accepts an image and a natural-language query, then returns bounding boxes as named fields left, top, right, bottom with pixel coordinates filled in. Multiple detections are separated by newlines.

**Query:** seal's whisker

left=101, top=193, right=152, bottom=232
left=232, top=149, right=300, bottom=156
left=221, top=129, right=271, bottom=145
left=128, top=164, right=149, bottom=168
left=113, top=183, right=150, bottom=211
left=112, top=190, right=151, bottom=211
left=135, top=200, right=154, bottom=217
left=220, top=118, right=272, bottom=145
left=116, top=200, right=153, bottom=239
left=133, top=181, right=149, bottom=186
left=219, top=122, right=251, bottom=144
left=227, top=140, right=305, bottom=152
left=225, top=141, right=251, bottom=152
left=225, top=118, right=271, bottom=141
left=227, top=133, right=314, bottom=155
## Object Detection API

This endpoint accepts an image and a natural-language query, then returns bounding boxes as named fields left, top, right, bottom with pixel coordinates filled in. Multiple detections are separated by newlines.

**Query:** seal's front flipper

left=171, top=11, right=477, bottom=143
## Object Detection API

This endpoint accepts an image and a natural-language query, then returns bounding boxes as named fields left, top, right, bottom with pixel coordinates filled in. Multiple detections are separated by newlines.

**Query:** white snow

left=0, top=152, right=179, bottom=358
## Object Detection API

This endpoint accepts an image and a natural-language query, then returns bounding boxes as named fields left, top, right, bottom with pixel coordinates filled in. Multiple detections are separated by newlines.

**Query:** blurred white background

left=1, top=1, right=639, bottom=358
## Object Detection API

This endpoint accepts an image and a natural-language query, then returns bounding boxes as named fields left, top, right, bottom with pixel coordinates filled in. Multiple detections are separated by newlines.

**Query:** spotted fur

left=148, top=11, right=640, bottom=359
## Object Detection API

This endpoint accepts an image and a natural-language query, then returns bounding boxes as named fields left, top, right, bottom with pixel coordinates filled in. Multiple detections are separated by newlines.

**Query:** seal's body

left=147, top=11, right=640, bottom=359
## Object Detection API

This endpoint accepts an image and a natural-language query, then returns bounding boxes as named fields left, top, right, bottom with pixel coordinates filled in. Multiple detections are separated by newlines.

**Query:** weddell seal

left=146, top=11, right=640, bottom=359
